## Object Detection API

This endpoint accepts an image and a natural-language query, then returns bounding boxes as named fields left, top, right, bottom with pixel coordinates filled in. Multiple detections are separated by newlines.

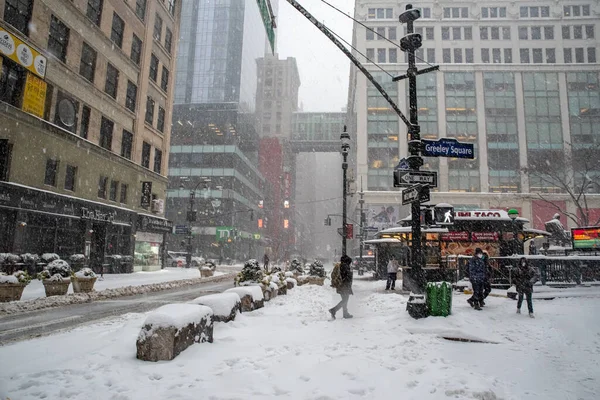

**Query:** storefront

left=135, top=214, right=173, bottom=271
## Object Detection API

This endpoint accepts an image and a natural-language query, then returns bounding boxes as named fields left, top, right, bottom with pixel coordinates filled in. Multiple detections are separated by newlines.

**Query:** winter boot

left=329, top=308, right=336, bottom=320
left=480, top=300, right=485, bottom=307
left=516, top=308, right=521, bottom=314
left=343, top=313, right=354, bottom=319
left=529, top=313, right=535, bottom=318
left=474, top=303, right=482, bottom=311
left=467, top=298, right=474, bottom=308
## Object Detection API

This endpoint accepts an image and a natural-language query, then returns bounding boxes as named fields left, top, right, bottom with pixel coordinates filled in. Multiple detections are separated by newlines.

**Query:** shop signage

left=257, top=0, right=276, bottom=53
left=254, top=234, right=261, bottom=240
left=22, top=72, right=47, bottom=118
left=174, top=225, right=189, bottom=235
left=455, top=210, right=507, bottom=219
left=0, top=27, right=47, bottom=78
left=216, top=226, right=233, bottom=241
left=140, top=182, right=152, bottom=209
left=471, top=232, right=499, bottom=241
left=440, top=231, right=469, bottom=241
left=81, top=207, right=116, bottom=223
left=572, top=227, right=600, bottom=249
left=138, top=215, right=173, bottom=233
left=421, top=138, right=475, bottom=159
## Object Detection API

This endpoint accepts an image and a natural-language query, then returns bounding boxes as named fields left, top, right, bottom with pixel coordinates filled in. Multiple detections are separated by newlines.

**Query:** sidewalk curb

left=0, top=273, right=238, bottom=316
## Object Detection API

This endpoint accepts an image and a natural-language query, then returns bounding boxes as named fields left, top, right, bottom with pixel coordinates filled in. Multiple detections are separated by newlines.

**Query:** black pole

left=342, top=151, right=348, bottom=257
left=186, top=191, right=194, bottom=267
left=359, top=191, right=364, bottom=262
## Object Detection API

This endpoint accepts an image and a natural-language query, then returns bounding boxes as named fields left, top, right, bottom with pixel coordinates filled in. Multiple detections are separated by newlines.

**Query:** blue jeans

left=517, top=292, right=534, bottom=313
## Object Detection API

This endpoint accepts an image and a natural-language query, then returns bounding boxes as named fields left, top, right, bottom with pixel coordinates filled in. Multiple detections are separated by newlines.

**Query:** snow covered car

left=167, top=252, right=205, bottom=268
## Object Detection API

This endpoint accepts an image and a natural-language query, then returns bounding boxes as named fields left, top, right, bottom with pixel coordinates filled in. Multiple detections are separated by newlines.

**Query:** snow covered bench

left=190, top=293, right=241, bottom=323
left=225, top=286, right=264, bottom=312
left=136, top=304, right=213, bottom=362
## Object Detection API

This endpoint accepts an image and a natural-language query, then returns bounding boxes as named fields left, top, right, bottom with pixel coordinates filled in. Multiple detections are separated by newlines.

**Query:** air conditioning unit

left=151, top=199, right=164, bottom=214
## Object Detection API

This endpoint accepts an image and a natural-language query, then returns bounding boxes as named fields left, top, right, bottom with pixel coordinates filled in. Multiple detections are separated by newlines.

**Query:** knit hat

left=340, top=255, right=352, bottom=264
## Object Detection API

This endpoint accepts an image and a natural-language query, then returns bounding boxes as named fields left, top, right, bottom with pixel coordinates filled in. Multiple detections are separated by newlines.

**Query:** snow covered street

left=1, top=278, right=599, bottom=400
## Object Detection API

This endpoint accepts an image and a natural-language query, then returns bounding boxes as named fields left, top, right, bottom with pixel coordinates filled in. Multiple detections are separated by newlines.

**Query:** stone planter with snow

left=0, top=270, right=31, bottom=302
left=136, top=304, right=214, bottom=362
left=225, top=286, right=264, bottom=311
left=38, top=259, right=72, bottom=297
left=200, top=266, right=214, bottom=278
left=307, top=276, right=326, bottom=286
left=277, top=284, right=287, bottom=296
left=190, top=292, right=241, bottom=322
left=286, top=277, right=297, bottom=290
left=72, top=268, right=97, bottom=293
left=42, top=279, right=71, bottom=296
left=296, top=275, right=310, bottom=286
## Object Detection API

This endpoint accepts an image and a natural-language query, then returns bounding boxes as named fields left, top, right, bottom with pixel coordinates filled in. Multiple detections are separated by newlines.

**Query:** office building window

left=523, top=72, right=562, bottom=150
left=562, top=26, right=570, bottom=39
left=586, top=25, right=595, bottom=39
left=482, top=7, right=506, bottom=18
left=388, top=27, right=396, bottom=40
left=521, top=6, right=550, bottom=18
left=377, top=48, right=386, bottom=63
left=588, top=48, right=596, bottom=63
left=574, top=25, right=583, bottom=39
left=520, top=48, right=530, bottom=63
left=442, top=27, right=450, bottom=40
left=564, top=5, right=590, bottom=17
left=80, top=106, right=90, bottom=139
left=533, top=48, right=543, bottom=63
left=121, top=129, right=133, bottom=159
left=4, top=0, right=33, bottom=35
left=79, top=42, right=96, bottom=82
left=575, top=47, right=585, bottom=63
left=104, top=63, right=119, bottom=98
left=443, top=48, right=451, bottom=63
left=425, top=27, right=434, bottom=40
left=546, top=48, right=556, bottom=63
left=120, top=183, right=128, bottom=203
left=149, top=54, right=158, bottom=81
left=388, top=48, right=397, bottom=63
left=48, top=16, right=70, bottom=62
left=453, top=27, right=461, bottom=40
left=367, top=8, right=393, bottom=19
left=519, top=27, right=528, bottom=39
left=465, top=48, right=473, bottom=63
left=65, top=165, right=77, bottom=191
left=366, top=28, right=374, bottom=40
left=504, top=48, right=513, bottom=63
left=443, top=7, right=468, bottom=18
left=98, top=176, right=108, bottom=198
left=154, top=149, right=162, bottom=174
left=490, top=27, right=499, bottom=40
left=454, top=48, right=463, bottom=63
left=157, top=106, right=165, bottom=132
left=167, top=0, right=176, bottom=15
left=153, top=14, right=162, bottom=40
left=564, top=48, right=573, bottom=63
left=44, top=159, right=59, bottom=186
left=376, top=27, right=385, bottom=39
left=502, top=27, right=511, bottom=40
left=481, top=48, right=490, bottom=63
left=366, top=48, right=374, bottom=61
left=492, top=48, right=501, bottom=63
left=165, top=28, right=172, bottom=53
left=145, top=97, right=154, bottom=125
left=131, top=35, right=142, bottom=65
left=531, top=26, right=541, bottom=40
left=126, top=81, right=137, bottom=112
left=86, top=0, right=103, bottom=26
left=480, top=27, right=488, bottom=40
left=100, top=117, right=113, bottom=150
left=109, top=180, right=118, bottom=201
left=161, top=66, right=169, bottom=91
left=111, top=13, right=124, bottom=48
left=544, top=26, right=554, bottom=40
left=142, top=142, right=151, bottom=168
left=135, top=0, right=146, bottom=20
left=427, top=48, right=435, bottom=63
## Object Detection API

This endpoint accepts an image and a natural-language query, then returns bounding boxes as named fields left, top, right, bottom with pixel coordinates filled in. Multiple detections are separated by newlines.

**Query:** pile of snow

left=285, top=277, right=297, bottom=286
left=284, top=271, right=294, bottom=278
left=0, top=274, right=19, bottom=284
left=190, top=293, right=241, bottom=316
left=225, top=286, right=264, bottom=301
left=139, top=304, right=213, bottom=342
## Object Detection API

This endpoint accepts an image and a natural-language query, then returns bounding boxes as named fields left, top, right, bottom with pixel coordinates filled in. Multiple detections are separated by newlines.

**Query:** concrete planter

left=307, top=276, right=326, bottom=286
left=72, top=277, right=97, bottom=293
left=200, top=268, right=214, bottom=278
left=42, top=279, right=70, bottom=297
left=0, top=283, right=27, bottom=302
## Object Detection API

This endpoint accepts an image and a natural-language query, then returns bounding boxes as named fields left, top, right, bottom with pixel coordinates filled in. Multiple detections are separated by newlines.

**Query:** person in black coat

left=329, top=255, right=354, bottom=319
left=467, top=248, right=487, bottom=310
left=513, top=257, right=540, bottom=318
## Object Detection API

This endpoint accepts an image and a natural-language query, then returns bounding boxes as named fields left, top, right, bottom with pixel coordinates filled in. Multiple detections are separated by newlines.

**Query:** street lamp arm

left=326, top=213, right=361, bottom=226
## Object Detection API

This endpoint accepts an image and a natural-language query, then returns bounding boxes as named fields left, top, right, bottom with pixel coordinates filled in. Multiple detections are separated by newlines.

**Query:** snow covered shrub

left=205, top=260, right=216, bottom=271
left=0, top=270, right=31, bottom=285
left=234, top=259, right=264, bottom=286
left=73, top=267, right=96, bottom=279
left=289, top=258, right=303, bottom=274
left=21, top=253, right=40, bottom=264
left=69, top=254, right=86, bottom=263
left=0, top=253, right=21, bottom=265
left=309, top=260, right=326, bottom=278
left=41, top=253, right=60, bottom=263
left=267, top=271, right=286, bottom=287
left=38, top=259, right=72, bottom=281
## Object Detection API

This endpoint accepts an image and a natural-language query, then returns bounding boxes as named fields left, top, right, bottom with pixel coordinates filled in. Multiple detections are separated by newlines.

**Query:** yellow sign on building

left=22, top=72, right=47, bottom=118
left=0, top=26, right=47, bottom=78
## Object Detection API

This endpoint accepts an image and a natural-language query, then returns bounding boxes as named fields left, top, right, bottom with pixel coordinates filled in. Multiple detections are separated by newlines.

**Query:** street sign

left=393, top=169, right=438, bottom=187
left=396, top=158, right=410, bottom=170
left=402, top=184, right=430, bottom=205
left=421, top=138, right=475, bottom=159
left=174, top=225, right=189, bottom=235
left=337, top=224, right=354, bottom=239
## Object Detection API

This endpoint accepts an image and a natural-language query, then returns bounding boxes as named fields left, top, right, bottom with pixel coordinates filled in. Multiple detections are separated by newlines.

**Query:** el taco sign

left=0, top=27, right=47, bottom=78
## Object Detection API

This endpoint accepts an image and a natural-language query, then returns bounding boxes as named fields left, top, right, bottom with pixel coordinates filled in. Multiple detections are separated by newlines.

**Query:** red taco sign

left=471, top=232, right=499, bottom=241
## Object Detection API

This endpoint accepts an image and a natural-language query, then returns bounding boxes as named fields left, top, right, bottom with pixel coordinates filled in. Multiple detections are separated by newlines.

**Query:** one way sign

left=402, top=184, right=430, bottom=205
left=393, top=169, right=438, bottom=188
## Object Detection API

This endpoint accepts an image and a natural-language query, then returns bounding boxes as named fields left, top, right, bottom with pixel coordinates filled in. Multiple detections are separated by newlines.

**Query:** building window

left=157, top=106, right=165, bottom=132
left=563, top=26, right=570, bottom=39
left=44, top=159, right=59, bottom=186
left=575, top=47, right=585, bottom=63
left=366, top=48, right=374, bottom=62
left=521, top=6, right=550, bottom=18
left=443, top=7, right=468, bottom=18
left=377, top=48, right=386, bottom=63
left=480, top=27, right=488, bottom=40
left=86, top=0, right=103, bottom=26
left=4, top=0, right=33, bottom=35
left=388, top=48, right=397, bottom=63
left=531, top=26, right=541, bottom=40
left=586, top=25, right=595, bottom=39
left=98, top=176, right=108, bottom=198
left=131, top=35, right=142, bottom=65
left=64, top=165, right=77, bottom=191
left=161, top=67, right=169, bottom=91
left=492, top=48, right=502, bottom=63
left=135, top=0, right=146, bottom=21
left=154, top=148, right=162, bottom=174
left=427, top=48, right=435, bottom=63
left=104, top=63, right=119, bottom=99
left=125, top=81, right=137, bottom=112
left=366, top=28, right=374, bottom=40
left=504, top=48, right=513, bottom=63
left=443, top=48, right=451, bottom=63
left=167, top=0, right=176, bottom=16
left=142, top=141, right=151, bottom=168
left=519, top=27, right=528, bottom=40
left=442, top=27, right=450, bottom=40
left=100, top=117, right=113, bottom=150
left=564, top=48, right=573, bottom=63
left=564, top=5, right=590, bottom=17
left=588, top=48, right=596, bottom=63
left=388, top=27, right=397, bottom=41
left=376, top=27, right=385, bottom=40
left=533, top=48, right=543, bottom=63
left=367, top=8, right=393, bottom=19
left=465, top=48, right=473, bottom=63
left=153, top=14, right=162, bottom=41
left=491, top=27, right=499, bottom=40
left=502, top=27, right=511, bottom=40
left=145, top=97, right=154, bottom=125
left=520, top=48, right=530, bottom=63
left=48, top=16, right=70, bottom=62
left=425, top=27, right=434, bottom=40
left=79, top=42, right=97, bottom=83
left=546, top=48, right=556, bottom=63
left=165, top=28, right=172, bottom=53
left=482, top=7, right=506, bottom=18
left=80, top=106, right=90, bottom=139
left=544, top=26, right=554, bottom=40
left=121, top=129, right=133, bottom=159
left=109, top=180, right=118, bottom=201
left=120, top=183, right=128, bottom=203
left=481, top=48, right=490, bottom=63
left=574, top=25, right=583, bottom=39
left=149, top=54, right=158, bottom=81
left=111, top=13, right=124, bottom=48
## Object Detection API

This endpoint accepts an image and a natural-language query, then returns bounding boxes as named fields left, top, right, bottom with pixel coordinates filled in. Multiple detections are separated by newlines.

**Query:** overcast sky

left=276, top=0, right=355, bottom=112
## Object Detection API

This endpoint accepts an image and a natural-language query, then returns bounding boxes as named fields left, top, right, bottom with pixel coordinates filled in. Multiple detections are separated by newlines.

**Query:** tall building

left=0, top=0, right=180, bottom=268
left=167, top=0, right=276, bottom=261
left=348, top=0, right=600, bottom=232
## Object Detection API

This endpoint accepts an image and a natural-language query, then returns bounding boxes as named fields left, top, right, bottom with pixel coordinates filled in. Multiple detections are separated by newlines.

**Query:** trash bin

left=426, top=281, right=453, bottom=317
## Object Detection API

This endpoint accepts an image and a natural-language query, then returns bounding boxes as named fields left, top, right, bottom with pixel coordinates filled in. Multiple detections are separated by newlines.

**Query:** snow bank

left=0, top=275, right=19, bottom=284
left=225, top=286, right=264, bottom=301
left=141, top=304, right=212, bottom=334
left=190, top=293, right=240, bottom=317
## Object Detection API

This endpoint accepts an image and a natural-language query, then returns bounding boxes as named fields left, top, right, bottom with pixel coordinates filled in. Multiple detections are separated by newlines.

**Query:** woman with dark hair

left=513, top=257, right=540, bottom=318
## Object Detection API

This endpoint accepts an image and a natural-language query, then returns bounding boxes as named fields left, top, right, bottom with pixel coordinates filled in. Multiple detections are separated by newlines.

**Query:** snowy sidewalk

left=1, top=279, right=599, bottom=400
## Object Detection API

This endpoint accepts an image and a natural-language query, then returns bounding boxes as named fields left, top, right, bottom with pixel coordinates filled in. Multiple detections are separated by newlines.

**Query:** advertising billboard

left=572, top=227, right=600, bottom=249
left=366, top=205, right=399, bottom=230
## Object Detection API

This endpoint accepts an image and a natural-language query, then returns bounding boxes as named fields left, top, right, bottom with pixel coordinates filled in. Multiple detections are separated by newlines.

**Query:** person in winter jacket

left=385, top=255, right=400, bottom=290
left=513, top=257, right=540, bottom=318
left=329, top=255, right=354, bottom=319
left=467, top=248, right=487, bottom=310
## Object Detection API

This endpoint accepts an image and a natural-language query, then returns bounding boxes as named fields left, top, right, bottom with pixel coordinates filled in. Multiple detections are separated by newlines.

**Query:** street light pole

left=341, top=125, right=350, bottom=257
left=358, top=189, right=365, bottom=263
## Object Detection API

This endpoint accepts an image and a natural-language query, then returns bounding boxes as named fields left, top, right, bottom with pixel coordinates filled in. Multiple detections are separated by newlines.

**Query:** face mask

left=521, top=262, right=526, bottom=266
left=477, top=254, right=483, bottom=258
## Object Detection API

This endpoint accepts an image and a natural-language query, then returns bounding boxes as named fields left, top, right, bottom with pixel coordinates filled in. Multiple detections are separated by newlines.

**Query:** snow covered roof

left=378, top=226, right=450, bottom=234
left=363, top=238, right=402, bottom=244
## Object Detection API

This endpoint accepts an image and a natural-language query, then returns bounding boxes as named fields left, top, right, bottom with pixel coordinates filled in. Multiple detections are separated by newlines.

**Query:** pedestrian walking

left=467, top=248, right=487, bottom=310
left=529, top=241, right=537, bottom=255
left=385, top=255, right=400, bottom=290
left=482, top=252, right=492, bottom=304
left=513, top=257, right=540, bottom=318
left=329, top=255, right=354, bottom=319
left=263, top=253, right=270, bottom=272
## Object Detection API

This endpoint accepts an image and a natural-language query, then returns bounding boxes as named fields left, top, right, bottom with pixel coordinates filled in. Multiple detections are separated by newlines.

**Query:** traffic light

left=258, top=218, right=263, bottom=228
left=400, top=33, right=422, bottom=52
left=324, top=217, right=332, bottom=226
left=284, top=219, right=289, bottom=229
left=398, top=7, right=420, bottom=23
left=284, top=200, right=290, bottom=208
left=258, top=200, right=263, bottom=208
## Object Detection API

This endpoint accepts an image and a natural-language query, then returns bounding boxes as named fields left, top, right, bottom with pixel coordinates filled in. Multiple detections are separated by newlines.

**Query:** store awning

left=363, top=238, right=402, bottom=244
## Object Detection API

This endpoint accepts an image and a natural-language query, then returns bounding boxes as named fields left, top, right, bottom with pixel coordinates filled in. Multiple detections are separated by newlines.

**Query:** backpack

left=331, top=263, right=343, bottom=288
